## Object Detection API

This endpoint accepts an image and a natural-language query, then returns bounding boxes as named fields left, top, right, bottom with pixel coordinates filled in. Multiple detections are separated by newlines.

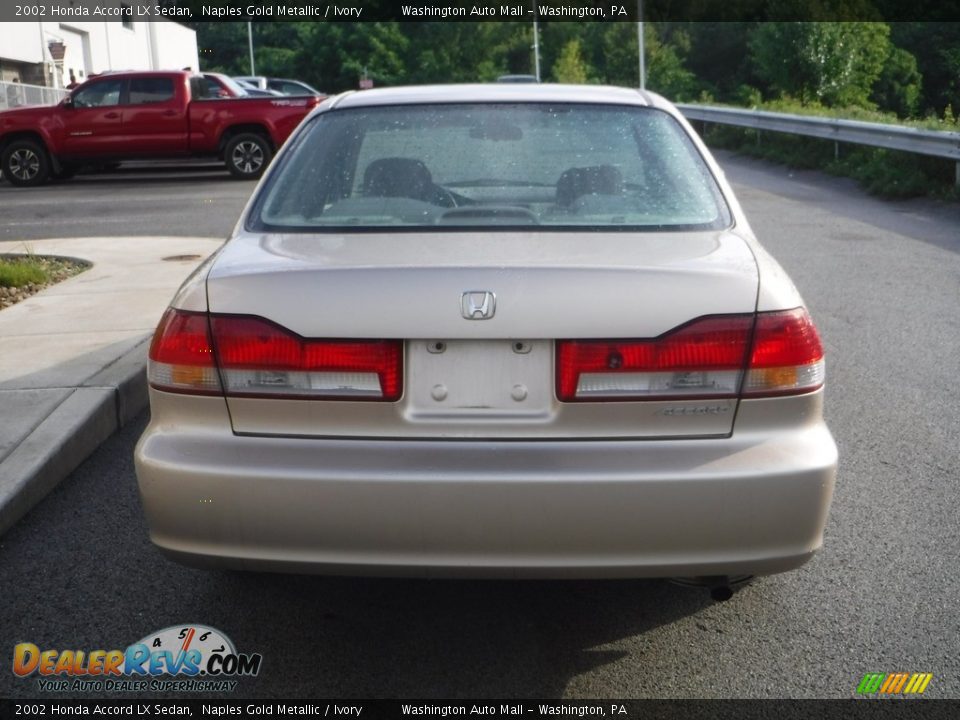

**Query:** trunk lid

left=205, top=230, right=759, bottom=438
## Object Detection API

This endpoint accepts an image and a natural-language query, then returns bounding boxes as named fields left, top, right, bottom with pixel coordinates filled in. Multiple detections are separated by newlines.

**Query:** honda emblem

left=461, top=291, right=496, bottom=320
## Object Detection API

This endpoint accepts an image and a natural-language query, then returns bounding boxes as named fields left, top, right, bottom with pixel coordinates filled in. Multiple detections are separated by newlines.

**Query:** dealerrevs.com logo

left=12, top=624, right=262, bottom=693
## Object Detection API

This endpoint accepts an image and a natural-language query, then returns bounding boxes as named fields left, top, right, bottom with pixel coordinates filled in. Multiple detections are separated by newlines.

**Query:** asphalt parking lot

left=1, top=153, right=959, bottom=699
left=0, top=163, right=251, bottom=243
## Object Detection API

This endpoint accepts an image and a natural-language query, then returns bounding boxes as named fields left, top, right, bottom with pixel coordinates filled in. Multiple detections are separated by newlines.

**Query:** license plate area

left=405, top=340, right=554, bottom=421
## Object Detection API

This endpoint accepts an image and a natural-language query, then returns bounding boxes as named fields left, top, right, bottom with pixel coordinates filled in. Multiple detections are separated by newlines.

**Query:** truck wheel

left=224, top=133, right=272, bottom=180
left=1, top=139, right=51, bottom=187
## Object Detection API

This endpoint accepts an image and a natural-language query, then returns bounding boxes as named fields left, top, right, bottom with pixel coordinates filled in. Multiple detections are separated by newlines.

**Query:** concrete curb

left=0, top=336, right=150, bottom=537
left=0, top=236, right=219, bottom=538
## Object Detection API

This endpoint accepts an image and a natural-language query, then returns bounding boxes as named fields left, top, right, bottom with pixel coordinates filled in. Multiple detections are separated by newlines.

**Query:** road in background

left=1, top=153, right=958, bottom=699
left=0, top=164, right=253, bottom=242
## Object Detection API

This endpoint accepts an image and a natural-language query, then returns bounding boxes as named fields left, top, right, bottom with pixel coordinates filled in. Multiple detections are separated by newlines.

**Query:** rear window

left=249, top=103, right=731, bottom=232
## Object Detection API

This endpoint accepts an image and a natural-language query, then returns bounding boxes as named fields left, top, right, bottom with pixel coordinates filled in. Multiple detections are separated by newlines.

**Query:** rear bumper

left=134, top=392, right=837, bottom=579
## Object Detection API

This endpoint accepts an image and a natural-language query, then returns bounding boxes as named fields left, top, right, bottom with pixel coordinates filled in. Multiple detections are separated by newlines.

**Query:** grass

left=0, top=254, right=89, bottom=309
left=0, top=257, right=49, bottom=288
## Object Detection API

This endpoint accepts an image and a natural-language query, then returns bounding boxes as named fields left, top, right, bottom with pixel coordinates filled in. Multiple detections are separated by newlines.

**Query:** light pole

left=637, top=2, right=645, bottom=90
left=533, top=18, right=541, bottom=82
left=247, top=21, right=256, bottom=76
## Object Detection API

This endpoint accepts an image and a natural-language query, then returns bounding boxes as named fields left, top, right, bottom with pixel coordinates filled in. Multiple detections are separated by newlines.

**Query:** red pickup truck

left=0, top=70, right=324, bottom=186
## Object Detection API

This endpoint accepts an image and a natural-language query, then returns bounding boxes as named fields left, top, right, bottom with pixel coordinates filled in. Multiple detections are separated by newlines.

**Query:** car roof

left=76, top=70, right=194, bottom=90
left=89, top=70, right=191, bottom=79
left=329, top=84, right=664, bottom=111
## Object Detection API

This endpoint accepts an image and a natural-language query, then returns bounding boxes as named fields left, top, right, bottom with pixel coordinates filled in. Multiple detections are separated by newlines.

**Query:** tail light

left=557, top=315, right=752, bottom=401
left=210, top=316, right=401, bottom=400
left=148, top=309, right=221, bottom=395
left=556, top=309, right=824, bottom=402
left=148, top=309, right=402, bottom=401
left=742, top=308, right=824, bottom=397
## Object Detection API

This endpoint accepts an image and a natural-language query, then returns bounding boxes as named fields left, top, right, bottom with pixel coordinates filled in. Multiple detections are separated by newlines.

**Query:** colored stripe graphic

left=904, top=673, right=933, bottom=694
left=857, top=672, right=932, bottom=695
left=857, top=673, right=885, bottom=694
left=880, top=673, right=908, bottom=694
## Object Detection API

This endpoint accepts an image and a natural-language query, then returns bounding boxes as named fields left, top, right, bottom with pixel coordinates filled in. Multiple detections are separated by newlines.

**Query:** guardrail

left=0, top=81, right=68, bottom=111
left=677, top=103, right=960, bottom=187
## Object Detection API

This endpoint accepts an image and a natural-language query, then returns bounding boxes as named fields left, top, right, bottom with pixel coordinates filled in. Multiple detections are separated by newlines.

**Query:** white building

left=0, top=19, right=199, bottom=89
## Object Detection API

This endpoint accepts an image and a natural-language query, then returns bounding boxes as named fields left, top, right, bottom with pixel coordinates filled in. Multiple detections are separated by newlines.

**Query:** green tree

left=574, top=23, right=696, bottom=99
left=677, top=22, right=758, bottom=102
left=192, top=22, right=248, bottom=75
left=892, top=23, right=960, bottom=116
left=750, top=22, right=891, bottom=107
left=552, top=39, right=589, bottom=83
left=644, top=24, right=697, bottom=101
left=298, top=22, right=408, bottom=91
left=400, top=23, right=523, bottom=83
left=871, top=47, right=922, bottom=118
left=585, top=23, right=638, bottom=87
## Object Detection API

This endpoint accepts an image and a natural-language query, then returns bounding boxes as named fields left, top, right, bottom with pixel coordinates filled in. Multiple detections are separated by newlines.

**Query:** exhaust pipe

left=709, top=584, right=734, bottom=602
left=669, top=575, right=752, bottom=601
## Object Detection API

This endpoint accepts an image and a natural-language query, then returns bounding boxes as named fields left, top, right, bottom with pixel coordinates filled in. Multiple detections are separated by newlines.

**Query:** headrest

left=556, top=165, right=623, bottom=207
left=363, top=157, right=433, bottom=199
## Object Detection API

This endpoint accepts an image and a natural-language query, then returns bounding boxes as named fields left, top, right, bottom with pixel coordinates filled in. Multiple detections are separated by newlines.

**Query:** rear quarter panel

left=187, top=96, right=322, bottom=153
left=642, top=92, right=804, bottom=313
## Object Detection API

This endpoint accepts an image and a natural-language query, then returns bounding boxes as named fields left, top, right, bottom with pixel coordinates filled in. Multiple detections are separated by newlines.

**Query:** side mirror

left=62, top=96, right=73, bottom=108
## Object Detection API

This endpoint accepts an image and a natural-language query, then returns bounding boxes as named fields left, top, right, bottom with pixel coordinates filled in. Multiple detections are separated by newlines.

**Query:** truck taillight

left=556, top=309, right=824, bottom=402
left=148, top=310, right=402, bottom=401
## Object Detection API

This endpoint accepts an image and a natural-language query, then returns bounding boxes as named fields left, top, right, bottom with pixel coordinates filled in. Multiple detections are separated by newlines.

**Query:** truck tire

left=224, top=133, right=272, bottom=180
left=1, top=139, right=51, bottom=187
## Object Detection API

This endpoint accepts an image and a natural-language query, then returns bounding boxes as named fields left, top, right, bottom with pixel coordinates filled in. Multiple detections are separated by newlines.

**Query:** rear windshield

left=249, top=103, right=731, bottom=232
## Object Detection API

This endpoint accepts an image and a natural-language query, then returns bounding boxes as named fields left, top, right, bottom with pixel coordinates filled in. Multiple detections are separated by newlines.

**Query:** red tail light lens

left=148, top=308, right=221, bottom=395
left=210, top=315, right=402, bottom=401
left=148, top=310, right=402, bottom=400
left=557, top=309, right=825, bottom=402
left=557, top=315, right=753, bottom=402
left=742, top=308, right=824, bottom=397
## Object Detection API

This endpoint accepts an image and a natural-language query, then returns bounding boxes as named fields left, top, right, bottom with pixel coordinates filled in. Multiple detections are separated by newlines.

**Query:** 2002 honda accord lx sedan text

left=135, top=84, right=838, bottom=597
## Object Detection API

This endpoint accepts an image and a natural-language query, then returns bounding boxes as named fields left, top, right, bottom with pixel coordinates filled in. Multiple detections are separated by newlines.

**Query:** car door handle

left=105, top=112, right=120, bottom=119
left=161, top=110, right=178, bottom=117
